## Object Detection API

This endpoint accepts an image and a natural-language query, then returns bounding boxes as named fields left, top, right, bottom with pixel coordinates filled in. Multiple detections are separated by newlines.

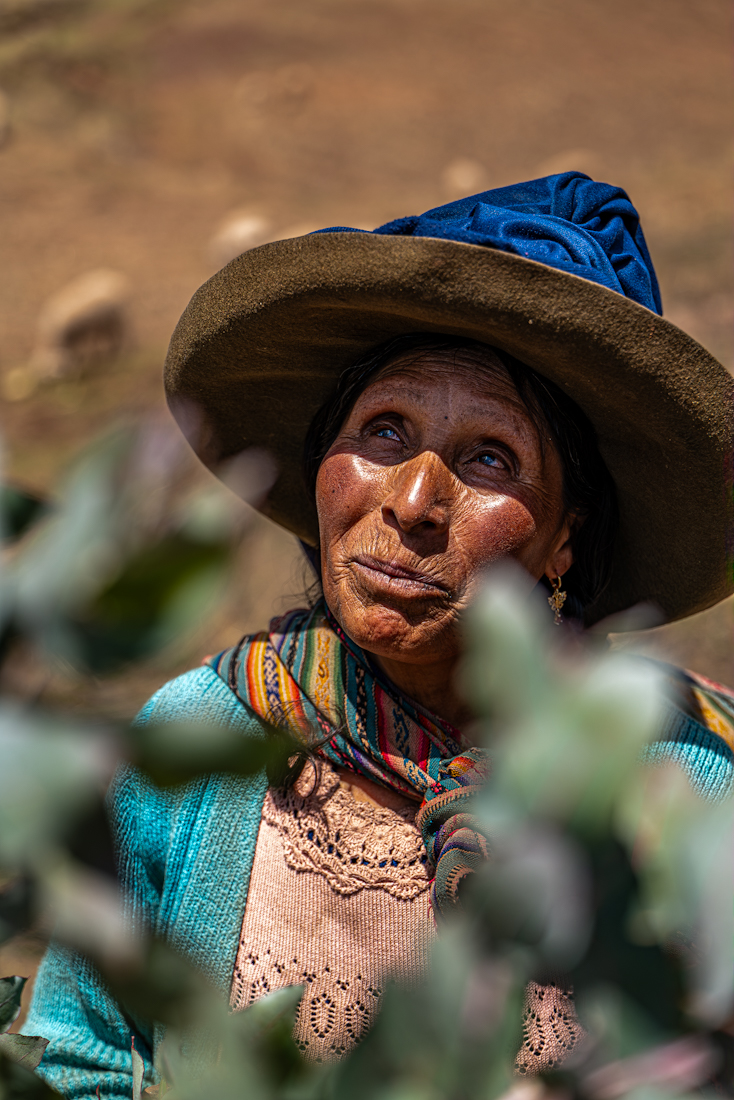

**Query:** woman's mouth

left=351, top=555, right=449, bottom=598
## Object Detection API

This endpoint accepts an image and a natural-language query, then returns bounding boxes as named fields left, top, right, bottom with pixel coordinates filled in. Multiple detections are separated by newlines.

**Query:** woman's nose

left=381, top=451, right=453, bottom=535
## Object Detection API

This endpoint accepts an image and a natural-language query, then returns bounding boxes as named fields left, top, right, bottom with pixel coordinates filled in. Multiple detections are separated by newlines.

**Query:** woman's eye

left=477, top=453, right=504, bottom=468
left=375, top=427, right=401, bottom=441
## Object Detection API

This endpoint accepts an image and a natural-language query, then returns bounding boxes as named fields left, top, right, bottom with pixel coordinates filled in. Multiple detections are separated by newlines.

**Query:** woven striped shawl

left=207, top=600, right=734, bottom=915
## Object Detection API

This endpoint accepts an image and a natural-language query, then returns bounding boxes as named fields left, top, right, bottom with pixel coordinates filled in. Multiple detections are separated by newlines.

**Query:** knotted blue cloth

left=317, top=171, right=662, bottom=316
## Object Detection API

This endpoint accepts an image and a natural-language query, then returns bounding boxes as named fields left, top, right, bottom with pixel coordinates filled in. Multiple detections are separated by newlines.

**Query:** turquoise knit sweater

left=22, top=665, right=734, bottom=1100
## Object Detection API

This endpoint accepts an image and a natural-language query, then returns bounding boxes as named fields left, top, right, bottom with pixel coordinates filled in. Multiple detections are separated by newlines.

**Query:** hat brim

left=164, top=231, right=734, bottom=626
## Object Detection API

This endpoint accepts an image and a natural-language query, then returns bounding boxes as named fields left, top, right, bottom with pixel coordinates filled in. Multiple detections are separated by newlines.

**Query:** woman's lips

left=351, top=554, right=449, bottom=597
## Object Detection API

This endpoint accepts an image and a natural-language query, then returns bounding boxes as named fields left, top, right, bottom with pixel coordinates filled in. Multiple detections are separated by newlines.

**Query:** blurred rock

left=235, top=63, right=314, bottom=122
left=208, top=210, right=273, bottom=267
left=1, top=367, right=32, bottom=403
left=441, top=157, right=487, bottom=199
left=28, top=268, right=130, bottom=382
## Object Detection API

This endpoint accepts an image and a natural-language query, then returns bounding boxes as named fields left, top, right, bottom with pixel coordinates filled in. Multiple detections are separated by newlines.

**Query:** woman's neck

left=372, top=653, right=472, bottom=731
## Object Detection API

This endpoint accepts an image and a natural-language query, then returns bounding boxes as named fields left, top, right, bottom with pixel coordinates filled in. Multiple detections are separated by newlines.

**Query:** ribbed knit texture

left=646, top=707, right=733, bottom=800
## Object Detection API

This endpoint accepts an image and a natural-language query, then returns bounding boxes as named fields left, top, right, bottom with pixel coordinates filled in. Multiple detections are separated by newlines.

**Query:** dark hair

left=303, top=333, right=618, bottom=621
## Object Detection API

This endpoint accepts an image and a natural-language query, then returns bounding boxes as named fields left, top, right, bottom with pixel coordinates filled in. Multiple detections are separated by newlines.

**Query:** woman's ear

left=547, top=512, right=583, bottom=580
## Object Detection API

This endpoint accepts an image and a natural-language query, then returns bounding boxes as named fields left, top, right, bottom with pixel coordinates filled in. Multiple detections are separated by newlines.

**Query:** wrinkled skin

left=316, top=349, right=576, bottom=732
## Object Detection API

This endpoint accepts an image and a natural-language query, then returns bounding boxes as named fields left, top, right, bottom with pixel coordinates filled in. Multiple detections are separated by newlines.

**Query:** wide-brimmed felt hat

left=165, top=173, right=733, bottom=625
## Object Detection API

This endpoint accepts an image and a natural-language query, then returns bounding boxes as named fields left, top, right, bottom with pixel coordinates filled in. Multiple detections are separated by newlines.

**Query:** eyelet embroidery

left=515, top=981, right=585, bottom=1074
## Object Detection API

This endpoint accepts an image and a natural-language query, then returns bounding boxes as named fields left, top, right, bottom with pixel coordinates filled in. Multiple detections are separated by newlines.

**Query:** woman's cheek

left=459, top=493, right=538, bottom=569
left=315, top=451, right=382, bottom=547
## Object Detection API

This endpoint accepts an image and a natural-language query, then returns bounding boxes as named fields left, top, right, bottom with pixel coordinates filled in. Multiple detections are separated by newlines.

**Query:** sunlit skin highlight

left=316, top=350, right=577, bottom=734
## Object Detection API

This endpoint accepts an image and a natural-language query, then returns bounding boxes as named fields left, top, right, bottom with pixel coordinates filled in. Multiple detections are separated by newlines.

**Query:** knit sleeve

left=21, top=764, right=169, bottom=1098
left=23, top=665, right=261, bottom=1100
left=20, top=944, right=155, bottom=1100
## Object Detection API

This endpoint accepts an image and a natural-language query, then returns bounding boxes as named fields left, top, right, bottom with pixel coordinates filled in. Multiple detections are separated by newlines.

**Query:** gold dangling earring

left=548, top=575, right=567, bottom=626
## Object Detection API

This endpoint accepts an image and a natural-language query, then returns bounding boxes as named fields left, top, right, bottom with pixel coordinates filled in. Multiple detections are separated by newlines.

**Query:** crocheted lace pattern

left=262, top=763, right=430, bottom=898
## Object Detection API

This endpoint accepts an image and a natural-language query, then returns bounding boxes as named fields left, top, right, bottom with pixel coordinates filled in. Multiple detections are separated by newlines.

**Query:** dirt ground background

left=0, top=0, right=732, bottom=1019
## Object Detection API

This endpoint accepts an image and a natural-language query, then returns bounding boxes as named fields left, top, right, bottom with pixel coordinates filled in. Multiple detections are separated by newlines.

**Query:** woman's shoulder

left=112, top=661, right=271, bottom=900
left=653, top=662, right=734, bottom=801
left=134, top=661, right=262, bottom=733
left=660, top=663, right=734, bottom=740
left=114, top=660, right=271, bottom=822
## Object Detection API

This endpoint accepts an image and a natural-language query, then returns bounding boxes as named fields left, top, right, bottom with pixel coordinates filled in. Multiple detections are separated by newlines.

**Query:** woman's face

left=315, top=351, right=576, bottom=668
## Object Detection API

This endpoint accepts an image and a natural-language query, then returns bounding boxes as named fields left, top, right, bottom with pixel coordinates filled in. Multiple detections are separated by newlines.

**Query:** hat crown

left=319, top=172, right=662, bottom=315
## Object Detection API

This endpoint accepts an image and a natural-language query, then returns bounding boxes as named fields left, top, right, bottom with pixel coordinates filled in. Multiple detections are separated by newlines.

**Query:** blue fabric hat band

left=317, top=171, right=662, bottom=316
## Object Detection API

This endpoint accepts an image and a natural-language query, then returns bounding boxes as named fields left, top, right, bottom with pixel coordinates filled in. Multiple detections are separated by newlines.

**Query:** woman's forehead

left=372, top=346, right=508, bottom=379
left=356, top=351, right=532, bottom=412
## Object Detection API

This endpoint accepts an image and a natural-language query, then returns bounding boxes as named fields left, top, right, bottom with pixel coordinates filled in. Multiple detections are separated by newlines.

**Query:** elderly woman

left=25, top=173, right=734, bottom=1096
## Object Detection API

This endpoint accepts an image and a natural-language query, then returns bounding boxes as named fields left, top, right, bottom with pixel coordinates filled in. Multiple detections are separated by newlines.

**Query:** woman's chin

left=333, top=597, right=460, bottom=667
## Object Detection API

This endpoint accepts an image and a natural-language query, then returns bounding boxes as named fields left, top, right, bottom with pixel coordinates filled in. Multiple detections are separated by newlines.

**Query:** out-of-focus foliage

left=0, top=976, right=51, bottom=1094
left=126, top=718, right=301, bottom=790
left=0, top=487, right=47, bottom=544
left=5, top=426, right=251, bottom=673
left=0, top=432, right=732, bottom=1099
left=0, top=977, right=26, bottom=1032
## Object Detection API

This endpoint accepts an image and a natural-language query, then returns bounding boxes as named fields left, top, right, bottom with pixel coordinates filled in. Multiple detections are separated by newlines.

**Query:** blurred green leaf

left=69, top=534, right=229, bottom=673
left=234, top=984, right=303, bottom=1036
left=9, top=426, right=243, bottom=675
left=0, top=1049, right=59, bottom=1097
left=0, top=487, right=47, bottom=544
left=11, top=431, right=135, bottom=626
left=0, top=707, right=111, bottom=867
left=40, top=859, right=139, bottom=973
left=463, top=566, right=664, bottom=835
left=0, top=978, right=25, bottom=1034
left=102, top=939, right=216, bottom=1032
left=154, top=985, right=312, bottom=1100
left=0, top=880, right=33, bottom=947
left=576, top=984, right=675, bottom=1066
left=466, top=821, right=591, bottom=970
left=0, top=1034, right=49, bottom=1072
left=618, top=763, right=734, bottom=1026
left=127, top=721, right=302, bottom=788
left=570, top=838, right=685, bottom=1037
left=226, top=985, right=305, bottom=1087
